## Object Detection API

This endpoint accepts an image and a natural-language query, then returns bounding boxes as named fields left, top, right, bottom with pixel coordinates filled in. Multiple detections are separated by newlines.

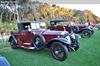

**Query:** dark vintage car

left=48, top=20, right=94, bottom=38
left=8, top=21, right=80, bottom=61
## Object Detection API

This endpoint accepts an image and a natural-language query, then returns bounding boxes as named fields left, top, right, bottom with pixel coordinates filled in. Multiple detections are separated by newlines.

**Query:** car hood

left=43, top=30, right=68, bottom=35
left=31, top=29, right=68, bottom=35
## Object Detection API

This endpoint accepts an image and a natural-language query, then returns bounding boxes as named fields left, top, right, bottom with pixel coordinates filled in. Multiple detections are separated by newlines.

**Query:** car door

left=19, top=31, right=34, bottom=43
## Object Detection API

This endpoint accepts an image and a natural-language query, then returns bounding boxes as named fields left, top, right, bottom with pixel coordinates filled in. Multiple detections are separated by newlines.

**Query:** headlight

left=88, top=26, right=93, bottom=30
left=33, top=32, right=36, bottom=34
left=70, top=34, right=75, bottom=39
left=65, top=36, right=71, bottom=44
left=70, top=34, right=81, bottom=39
left=76, top=34, right=81, bottom=38
left=61, top=31, right=68, bottom=35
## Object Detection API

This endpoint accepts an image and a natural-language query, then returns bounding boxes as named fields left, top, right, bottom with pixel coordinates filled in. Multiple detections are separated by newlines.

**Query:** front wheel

left=50, top=42, right=68, bottom=61
left=81, top=30, right=92, bottom=38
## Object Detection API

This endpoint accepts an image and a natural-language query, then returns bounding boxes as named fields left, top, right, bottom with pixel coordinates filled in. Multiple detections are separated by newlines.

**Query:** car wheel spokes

left=50, top=42, right=68, bottom=61
left=33, top=35, right=46, bottom=50
left=84, top=32, right=89, bottom=37
left=84, top=32, right=88, bottom=36
left=10, top=39, right=17, bottom=49
left=35, top=38, right=43, bottom=48
left=54, top=47, right=64, bottom=58
left=35, top=38, right=41, bottom=44
left=81, top=30, right=91, bottom=38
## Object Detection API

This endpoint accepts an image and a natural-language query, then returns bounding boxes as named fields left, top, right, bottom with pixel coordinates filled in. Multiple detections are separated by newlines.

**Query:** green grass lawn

left=0, top=30, right=100, bottom=66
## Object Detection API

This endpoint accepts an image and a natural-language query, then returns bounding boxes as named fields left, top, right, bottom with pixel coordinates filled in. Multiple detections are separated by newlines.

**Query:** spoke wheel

left=10, top=39, right=17, bottom=49
left=81, top=30, right=91, bottom=38
left=50, top=42, right=68, bottom=61
left=33, top=35, right=46, bottom=50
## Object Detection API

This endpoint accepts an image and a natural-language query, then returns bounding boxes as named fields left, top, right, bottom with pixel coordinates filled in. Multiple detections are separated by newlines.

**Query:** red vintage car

left=8, top=21, right=80, bottom=61
left=48, top=20, right=94, bottom=38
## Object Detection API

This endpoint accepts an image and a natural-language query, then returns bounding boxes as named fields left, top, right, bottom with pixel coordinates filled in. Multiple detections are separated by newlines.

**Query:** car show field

left=0, top=30, right=100, bottom=66
left=0, top=1, right=100, bottom=66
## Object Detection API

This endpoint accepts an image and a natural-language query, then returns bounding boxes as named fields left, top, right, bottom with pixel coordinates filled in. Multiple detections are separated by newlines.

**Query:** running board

left=20, top=46, right=35, bottom=50
left=23, top=43, right=31, bottom=45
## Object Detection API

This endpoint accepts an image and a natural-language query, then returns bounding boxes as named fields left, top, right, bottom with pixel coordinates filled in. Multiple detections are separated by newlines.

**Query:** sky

left=56, top=4, right=100, bottom=17
left=36, top=0, right=100, bottom=4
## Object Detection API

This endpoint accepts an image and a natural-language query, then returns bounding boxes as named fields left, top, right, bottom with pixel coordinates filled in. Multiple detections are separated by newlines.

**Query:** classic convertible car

left=48, top=20, right=94, bottom=38
left=8, top=21, right=80, bottom=61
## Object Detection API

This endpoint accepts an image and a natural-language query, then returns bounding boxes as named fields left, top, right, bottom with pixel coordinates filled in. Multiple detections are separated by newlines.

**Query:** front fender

left=77, top=28, right=94, bottom=34
left=48, top=37, right=71, bottom=45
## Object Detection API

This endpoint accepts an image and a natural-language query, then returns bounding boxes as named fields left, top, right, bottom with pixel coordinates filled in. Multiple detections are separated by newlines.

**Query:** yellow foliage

left=54, top=7, right=74, bottom=17
left=85, top=10, right=95, bottom=23
left=96, top=17, right=100, bottom=21
left=38, top=4, right=52, bottom=16
left=29, top=4, right=99, bottom=24
left=54, top=7, right=66, bottom=16
left=65, top=8, right=74, bottom=17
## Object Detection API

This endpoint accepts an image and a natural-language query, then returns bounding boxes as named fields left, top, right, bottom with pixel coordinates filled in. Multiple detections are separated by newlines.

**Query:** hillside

left=0, top=0, right=100, bottom=24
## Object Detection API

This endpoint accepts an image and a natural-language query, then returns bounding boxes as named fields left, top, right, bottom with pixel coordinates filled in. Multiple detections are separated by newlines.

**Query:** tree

left=85, top=10, right=95, bottom=23
left=0, top=4, right=5, bottom=22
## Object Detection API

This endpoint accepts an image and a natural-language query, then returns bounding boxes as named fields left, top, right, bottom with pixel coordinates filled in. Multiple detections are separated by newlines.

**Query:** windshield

left=51, top=21, right=70, bottom=26
left=31, top=22, right=46, bottom=29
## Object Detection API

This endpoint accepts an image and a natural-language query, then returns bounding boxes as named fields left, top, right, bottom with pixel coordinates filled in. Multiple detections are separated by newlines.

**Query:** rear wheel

left=50, top=42, right=68, bottom=61
left=33, top=35, right=46, bottom=50
left=10, top=39, right=17, bottom=49
left=81, top=30, right=92, bottom=38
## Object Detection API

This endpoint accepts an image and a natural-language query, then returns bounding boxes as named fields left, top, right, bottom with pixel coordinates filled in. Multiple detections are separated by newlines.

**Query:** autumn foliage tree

left=85, top=10, right=95, bottom=23
left=0, top=1, right=100, bottom=24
